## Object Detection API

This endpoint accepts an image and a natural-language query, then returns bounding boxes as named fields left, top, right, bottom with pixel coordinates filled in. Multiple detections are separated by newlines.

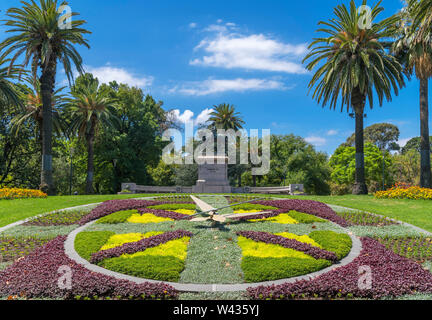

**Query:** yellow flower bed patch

left=237, top=236, right=313, bottom=259
left=124, top=237, right=190, bottom=261
left=171, top=209, right=196, bottom=215
left=275, top=232, right=322, bottom=248
left=127, top=213, right=174, bottom=224
left=250, top=213, right=298, bottom=225
left=0, top=188, right=47, bottom=200
left=101, top=232, right=163, bottom=251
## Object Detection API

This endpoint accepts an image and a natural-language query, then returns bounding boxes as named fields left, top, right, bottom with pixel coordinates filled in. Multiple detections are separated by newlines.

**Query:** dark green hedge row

left=242, top=257, right=331, bottom=283
left=75, top=231, right=115, bottom=261
left=309, top=231, right=352, bottom=260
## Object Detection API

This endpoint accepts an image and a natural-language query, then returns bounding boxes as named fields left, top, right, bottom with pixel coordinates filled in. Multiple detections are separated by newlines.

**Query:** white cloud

left=305, top=136, right=327, bottom=147
left=398, top=137, right=413, bottom=148
left=83, top=65, right=154, bottom=87
left=190, top=26, right=308, bottom=74
left=189, top=22, right=197, bottom=29
left=327, top=130, right=338, bottom=136
left=169, top=108, right=214, bottom=126
left=171, top=78, right=286, bottom=96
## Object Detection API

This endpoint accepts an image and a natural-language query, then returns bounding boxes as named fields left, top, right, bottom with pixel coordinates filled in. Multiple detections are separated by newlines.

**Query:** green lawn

left=0, top=194, right=157, bottom=227
left=0, top=193, right=431, bottom=232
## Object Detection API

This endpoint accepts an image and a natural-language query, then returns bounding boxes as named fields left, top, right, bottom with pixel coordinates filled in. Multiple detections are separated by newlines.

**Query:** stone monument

left=192, top=156, right=232, bottom=193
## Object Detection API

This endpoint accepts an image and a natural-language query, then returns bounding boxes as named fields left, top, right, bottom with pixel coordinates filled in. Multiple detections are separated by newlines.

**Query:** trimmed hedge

left=309, top=231, right=352, bottom=260
left=287, top=211, right=326, bottom=224
left=75, top=231, right=115, bottom=261
left=100, top=255, right=185, bottom=282
left=96, top=210, right=137, bottom=224
left=242, top=256, right=331, bottom=282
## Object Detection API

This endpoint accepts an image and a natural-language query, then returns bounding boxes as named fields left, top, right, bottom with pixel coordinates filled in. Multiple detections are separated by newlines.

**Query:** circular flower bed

left=73, top=197, right=353, bottom=284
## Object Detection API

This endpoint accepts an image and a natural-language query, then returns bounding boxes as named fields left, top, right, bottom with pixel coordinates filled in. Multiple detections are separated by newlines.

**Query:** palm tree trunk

left=419, top=78, right=432, bottom=188
left=39, top=62, right=56, bottom=195
left=85, top=123, right=96, bottom=194
left=352, top=88, right=368, bottom=195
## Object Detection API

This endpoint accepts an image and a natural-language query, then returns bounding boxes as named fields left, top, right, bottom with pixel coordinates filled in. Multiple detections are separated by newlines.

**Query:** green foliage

left=74, top=231, right=115, bottom=260
left=100, top=255, right=185, bottom=282
left=147, top=160, right=175, bottom=186
left=208, top=104, right=245, bottom=131
left=230, top=204, right=278, bottom=211
left=241, top=256, right=331, bottom=282
left=309, top=231, right=352, bottom=259
left=286, top=211, right=326, bottom=224
left=174, top=164, right=198, bottom=187
left=148, top=204, right=197, bottom=211
left=401, top=137, right=432, bottom=154
left=95, top=210, right=137, bottom=224
left=25, top=210, right=89, bottom=226
left=329, top=143, right=394, bottom=193
left=242, top=135, right=331, bottom=195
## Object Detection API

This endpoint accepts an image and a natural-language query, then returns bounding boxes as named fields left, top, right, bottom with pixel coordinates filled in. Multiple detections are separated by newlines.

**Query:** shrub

left=75, top=231, right=115, bottom=260
left=0, top=188, right=47, bottom=200
left=308, top=231, right=352, bottom=259
left=101, top=255, right=185, bottom=282
left=242, top=256, right=331, bottom=282
left=287, top=211, right=326, bottom=224
left=96, top=210, right=137, bottom=224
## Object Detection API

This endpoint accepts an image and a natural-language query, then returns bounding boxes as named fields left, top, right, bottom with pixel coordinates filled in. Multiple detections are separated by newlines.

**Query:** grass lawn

left=1, top=193, right=431, bottom=232
left=0, top=194, right=157, bottom=227
left=282, top=195, right=432, bottom=233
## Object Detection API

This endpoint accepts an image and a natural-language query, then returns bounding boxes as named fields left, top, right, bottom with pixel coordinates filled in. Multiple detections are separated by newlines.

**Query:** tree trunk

left=252, top=174, right=257, bottom=187
left=352, top=87, right=368, bottom=195
left=39, top=61, right=57, bottom=195
left=420, top=78, right=432, bottom=188
left=85, top=122, right=96, bottom=194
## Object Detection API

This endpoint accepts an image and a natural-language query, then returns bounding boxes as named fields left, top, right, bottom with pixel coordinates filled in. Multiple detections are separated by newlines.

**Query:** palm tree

left=0, top=57, right=22, bottom=111
left=12, top=78, right=67, bottom=150
left=67, top=74, right=118, bottom=194
left=303, top=0, right=405, bottom=195
left=0, top=0, right=90, bottom=194
left=393, top=0, right=432, bottom=188
left=209, top=104, right=245, bottom=131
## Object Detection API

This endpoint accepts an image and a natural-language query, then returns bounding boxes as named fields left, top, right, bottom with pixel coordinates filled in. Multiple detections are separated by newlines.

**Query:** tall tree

left=344, top=123, right=400, bottom=151
left=0, top=58, right=21, bottom=112
left=393, top=0, right=432, bottom=187
left=303, top=0, right=405, bottom=194
left=1, top=0, right=90, bottom=194
left=68, top=74, right=118, bottom=194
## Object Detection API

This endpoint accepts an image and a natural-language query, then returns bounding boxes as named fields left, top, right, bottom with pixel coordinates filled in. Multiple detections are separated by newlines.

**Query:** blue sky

left=0, top=0, right=427, bottom=155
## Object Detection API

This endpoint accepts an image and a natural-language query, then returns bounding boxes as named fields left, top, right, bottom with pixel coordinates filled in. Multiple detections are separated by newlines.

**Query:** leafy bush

left=0, top=188, right=47, bottom=200
left=0, top=237, right=178, bottom=299
left=75, top=231, right=115, bottom=260
left=309, top=231, right=352, bottom=260
left=101, top=255, right=185, bottom=282
left=96, top=210, right=137, bottom=224
left=242, top=256, right=331, bottom=282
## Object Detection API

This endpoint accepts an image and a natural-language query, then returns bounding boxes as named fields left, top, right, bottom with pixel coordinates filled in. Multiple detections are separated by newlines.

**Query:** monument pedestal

left=192, top=156, right=232, bottom=194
